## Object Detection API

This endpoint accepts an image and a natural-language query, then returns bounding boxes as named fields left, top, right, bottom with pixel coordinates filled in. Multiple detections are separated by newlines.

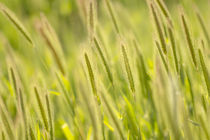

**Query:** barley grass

left=85, top=53, right=101, bottom=104
left=38, top=15, right=65, bottom=75
left=0, top=2, right=34, bottom=46
left=150, top=3, right=167, bottom=54
left=121, top=44, right=135, bottom=94
left=88, top=1, right=94, bottom=37
left=0, top=0, right=209, bottom=139
left=155, top=0, right=173, bottom=27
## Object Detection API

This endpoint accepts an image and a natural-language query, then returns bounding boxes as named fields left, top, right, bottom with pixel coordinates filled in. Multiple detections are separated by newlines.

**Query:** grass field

left=0, top=0, right=210, bottom=139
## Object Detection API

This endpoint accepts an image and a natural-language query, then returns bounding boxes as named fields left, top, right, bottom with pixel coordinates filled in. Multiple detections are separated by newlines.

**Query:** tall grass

left=0, top=0, right=209, bottom=139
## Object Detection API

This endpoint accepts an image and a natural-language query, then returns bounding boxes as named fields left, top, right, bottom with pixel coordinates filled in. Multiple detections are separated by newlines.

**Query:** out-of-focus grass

left=0, top=0, right=210, bottom=139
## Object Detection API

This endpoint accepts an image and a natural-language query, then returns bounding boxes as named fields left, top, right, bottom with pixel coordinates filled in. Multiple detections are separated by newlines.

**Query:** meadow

left=0, top=0, right=210, bottom=139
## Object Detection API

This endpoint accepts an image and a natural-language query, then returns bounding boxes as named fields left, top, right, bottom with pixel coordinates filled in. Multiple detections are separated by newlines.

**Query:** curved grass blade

left=34, top=87, right=49, bottom=131
left=198, top=49, right=210, bottom=95
left=104, top=0, right=120, bottom=34
left=84, top=53, right=101, bottom=105
left=168, top=27, right=179, bottom=73
left=121, top=44, right=135, bottom=94
left=181, top=14, right=197, bottom=68
left=93, top=37, right=113, bottom=84
left=0, top=3, right=34, bottom=46
left=45, top=94, right=54, bottom=140
left=150, top=3, right=167, bottom=54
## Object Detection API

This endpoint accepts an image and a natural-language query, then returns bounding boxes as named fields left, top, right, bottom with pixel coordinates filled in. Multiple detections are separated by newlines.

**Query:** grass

left=0, top=0, right=209, bottom=139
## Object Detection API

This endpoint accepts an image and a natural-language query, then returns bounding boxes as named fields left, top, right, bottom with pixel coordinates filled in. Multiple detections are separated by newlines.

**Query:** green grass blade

left=150, top=3, right=167, bottom=54
left=18, top=88, right=29, bottom=140
left=196, top=13, right=210, bottom=46
left=88, top=1, right=94, bottom=37
left=34, top=87, right=49, bottom=131
left=0, top=3, right=34, bottom=46
left=155, top=0, right=173, bottom=27
left=198, top=49, right=210, bottom=95
left=104, top=0, right=120, bottom=34
left=181, top=14, right=197, bottom=68
left=168, top=27, right=179, bottom=73
left=45, top=94, right=54, bottom=140
left=93, top=37, right=113, bottom=84
left=155, top=41, right=169, bottom=73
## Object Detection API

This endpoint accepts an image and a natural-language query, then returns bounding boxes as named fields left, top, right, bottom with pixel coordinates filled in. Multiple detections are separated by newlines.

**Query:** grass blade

left=45, top=94, right=54, bottom=140
left=84, top=53, right=101, bottom=104
left=198, top=49, right=210, bottom=95
left=196, top=12, right=210, bottom=45
left=155, top=41, right=169, bottom=73
left=181, top=14, right=197, bottom=68
left=34, top=87, right=49, bottom=131
left=19, top=88, right=29, bottom=140
left=93, top=37, right=113, bottom=84
left=121, top=44, right=135, bottom=94
left=88, top=1, right=95, bottom=37
left=155, top=0, right=173, bottom=27
left=150, top=3, right=167, bottom=54
left=0, top=3, right=34, bottom=46
left=168, top=27, right=179, bottom=73
left=104, top=0, right=120, bottom=34
left=9, top=67, right=18, bottom=99
left=38, top=15, right=65, bottom=75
